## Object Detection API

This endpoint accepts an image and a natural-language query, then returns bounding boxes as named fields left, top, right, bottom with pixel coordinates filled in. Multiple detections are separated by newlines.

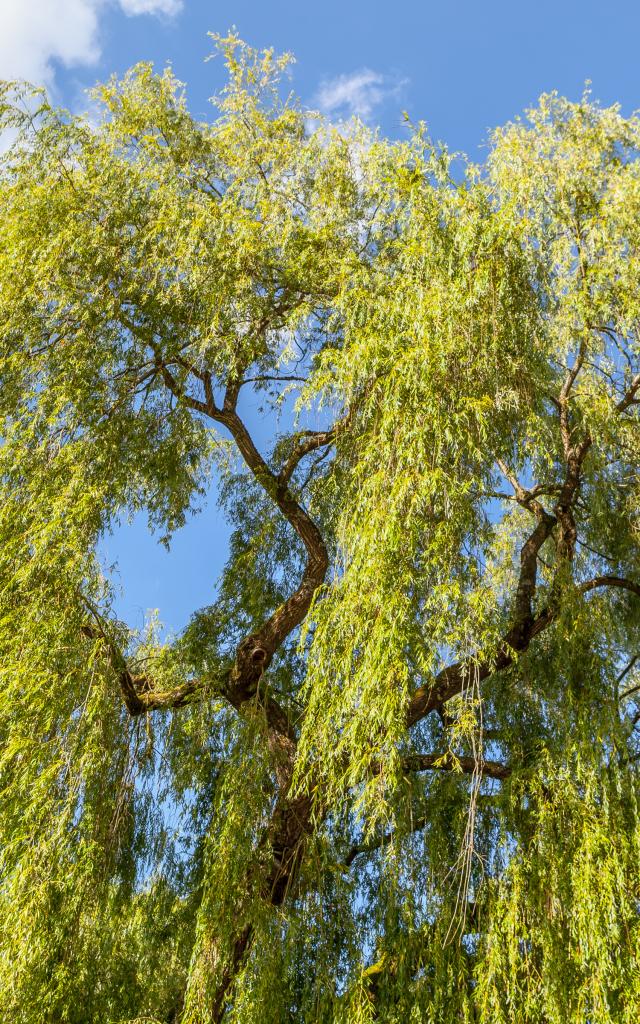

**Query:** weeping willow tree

left=2, top=33, right=640, bottom=1024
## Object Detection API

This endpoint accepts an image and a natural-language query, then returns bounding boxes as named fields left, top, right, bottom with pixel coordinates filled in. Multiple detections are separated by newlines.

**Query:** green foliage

left=1, top=36, right=640, bottom=1023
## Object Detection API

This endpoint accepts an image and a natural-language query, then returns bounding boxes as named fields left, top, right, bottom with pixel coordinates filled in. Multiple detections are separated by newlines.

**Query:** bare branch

left=241, top=374, right=308, bottom=386
left=618, top=654, right=640, bottom=690
left=554, top=341, right=589, bottom=470
left=155, top=359, right=211, bottom=417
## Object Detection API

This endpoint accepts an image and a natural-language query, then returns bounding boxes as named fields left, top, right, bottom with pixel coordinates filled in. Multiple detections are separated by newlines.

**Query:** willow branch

left=155, top=358, right=211, bottom=417
left=617, top=372, right=640, bottom=412
left=151, top=359, right=330, bottom=708
left=277, top=420, right=346, bottom=489
left=99, top=349, right=329, bottom=741
left=322, top=760, right=510, bottom=867
left=409, top=371, right=599, bottom=731
left=345, top=815, right=430, bottom=867
left=401, top=751, right=512, bottom=780
left=618, top=654, right=640, bottom=691
left=407, top=510, right=556, bottom=727
left=579, top=575, right=640, bottom=598
left=80, top=622, right=216, bottom=716
left=213, top=404, right=329, bottom=671
left=496, top=459, right=550, bottom=518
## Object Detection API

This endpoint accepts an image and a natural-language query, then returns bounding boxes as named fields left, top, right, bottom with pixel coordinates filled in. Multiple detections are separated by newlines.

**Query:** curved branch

left=579, top=575, right=640, bottom=598
left=277, top=416, right=348, bottom=489
left=143, top=361, right=331, bottom=716
left=215, top=404, right=329, bottom=690
left=409, top=355, right=601, bottom=730
left=496, top=459, right=552, bottom=518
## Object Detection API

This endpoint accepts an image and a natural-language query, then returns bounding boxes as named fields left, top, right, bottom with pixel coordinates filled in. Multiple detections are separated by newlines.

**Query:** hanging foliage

left=1, top=34, right=640, bottom=1023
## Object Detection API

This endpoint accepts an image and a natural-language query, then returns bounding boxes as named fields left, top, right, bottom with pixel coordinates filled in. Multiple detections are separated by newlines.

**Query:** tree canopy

left=2, top=34, right=640, bottom=1024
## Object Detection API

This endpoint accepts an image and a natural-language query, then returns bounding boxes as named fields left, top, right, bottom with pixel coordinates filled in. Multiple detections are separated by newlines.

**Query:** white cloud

left=0, top=0, right=183, bottom=90
left=314, top=69, right=407, bottom=122
left=118, top=0, right=182, bottom=15
left=0, top=0, right=101, bottom=87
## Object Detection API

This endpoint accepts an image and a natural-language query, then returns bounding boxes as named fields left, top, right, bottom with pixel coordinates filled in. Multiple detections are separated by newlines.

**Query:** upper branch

left=579, top=575, right=640, bottom=599
left=407, top=345, right=602, bottom=731
left=277, top=422, right=345, bottom=489
left=214, top=401, right=330, bottom=684
left=617, top=372, right=640, bottom=413
left=115, top=355, right=332, bottom=734
left=496, top=459, right=554, bottom=519
left=557, top=340, right=587, bottom=454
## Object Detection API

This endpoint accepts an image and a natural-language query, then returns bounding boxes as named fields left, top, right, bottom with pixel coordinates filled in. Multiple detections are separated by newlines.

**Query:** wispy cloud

left=0, top=0, right=183, bottom=92
left=118, top=0, right=182, bottom=15
left=314, top=68, right=408, bottom=122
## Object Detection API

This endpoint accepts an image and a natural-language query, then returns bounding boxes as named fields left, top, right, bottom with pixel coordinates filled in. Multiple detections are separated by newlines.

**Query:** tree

left=1, top=33, right=640, bottom=1023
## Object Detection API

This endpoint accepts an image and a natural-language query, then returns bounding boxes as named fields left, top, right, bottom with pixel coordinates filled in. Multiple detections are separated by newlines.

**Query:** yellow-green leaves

left=3, top=37, right=640, bottom=1024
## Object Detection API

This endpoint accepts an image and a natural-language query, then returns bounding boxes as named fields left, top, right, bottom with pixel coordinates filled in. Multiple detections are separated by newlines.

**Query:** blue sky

left=4, top=0, right=640, bottom=633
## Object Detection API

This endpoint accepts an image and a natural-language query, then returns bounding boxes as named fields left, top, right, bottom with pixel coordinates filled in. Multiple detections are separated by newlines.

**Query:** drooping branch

left=344, top=752, right=509, bottom=865
left=345, top=815, right=430, bottom=867
left=551, top=346, right=592, bottom=561
left=406, top=558, right=640, bottom=734
left=407, top=346, right=603, bottom=730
